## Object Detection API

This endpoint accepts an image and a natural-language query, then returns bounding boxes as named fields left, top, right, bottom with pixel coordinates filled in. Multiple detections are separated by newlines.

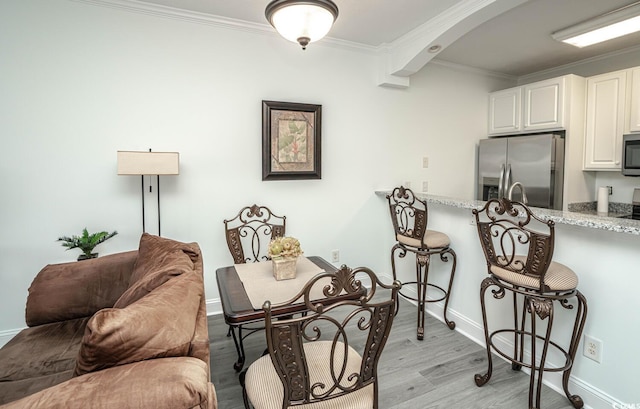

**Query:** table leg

left=229, top=325, right=246, bottom=372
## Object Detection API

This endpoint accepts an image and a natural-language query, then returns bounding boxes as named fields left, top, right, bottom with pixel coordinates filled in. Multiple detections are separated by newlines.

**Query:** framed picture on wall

left=262, top=100, right=322, bottom=181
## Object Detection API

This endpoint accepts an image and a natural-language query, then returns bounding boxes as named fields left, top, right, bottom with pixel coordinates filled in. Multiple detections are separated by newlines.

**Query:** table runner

left=234, top=257, right=326, bottom=309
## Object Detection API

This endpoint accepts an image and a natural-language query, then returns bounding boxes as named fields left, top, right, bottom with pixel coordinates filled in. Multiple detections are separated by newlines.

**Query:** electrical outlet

left=583, top=335, right=603, bottom=363
left=404, top=181, right=411, bottom=188
left=422, top=181, right=428, bottom=192
left=331, top=249, right=340, bottom=263
left=422, top=157, right=429, bottom=168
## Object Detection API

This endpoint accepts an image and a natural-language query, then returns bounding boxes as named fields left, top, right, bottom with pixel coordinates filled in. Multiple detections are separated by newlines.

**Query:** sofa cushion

left=114, top=252, right=193, bottom=308
left=0, top=317, right=88, bottom=383
left=26, top=251, right=137, bottom=327
left=74, top=272, right=203, bottom=376
left=128, top=233, right=200, bottom=286
left=2, top=358, right=217, bottom=409
left=0, top=370, right=75, bottom=406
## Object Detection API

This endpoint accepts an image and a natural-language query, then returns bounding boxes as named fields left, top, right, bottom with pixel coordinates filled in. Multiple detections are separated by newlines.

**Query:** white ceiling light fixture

left=265, top=0, right=339, bottom=50
left=552, top=1, right=640, bottom=48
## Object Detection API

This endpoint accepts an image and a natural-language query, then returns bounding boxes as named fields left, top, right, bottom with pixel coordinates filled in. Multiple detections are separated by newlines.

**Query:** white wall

left=0, top=1, right=513, bottom=332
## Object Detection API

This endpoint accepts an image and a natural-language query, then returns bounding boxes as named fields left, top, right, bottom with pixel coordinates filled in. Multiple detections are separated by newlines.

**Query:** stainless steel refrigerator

left=477, top=133, right=565, bottom=209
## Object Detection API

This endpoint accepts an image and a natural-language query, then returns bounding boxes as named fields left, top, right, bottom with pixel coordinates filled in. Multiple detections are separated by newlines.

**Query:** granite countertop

left=375, top=190, right=640, bottom=236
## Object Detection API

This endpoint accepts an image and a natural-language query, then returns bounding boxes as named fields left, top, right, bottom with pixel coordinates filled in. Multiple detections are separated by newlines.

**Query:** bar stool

left=386, top=186, right=456, bottom=340
left=472, top=198, right=588, bottom=409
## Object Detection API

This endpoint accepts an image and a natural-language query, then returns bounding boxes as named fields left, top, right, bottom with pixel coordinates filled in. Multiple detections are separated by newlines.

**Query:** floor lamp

left=117, top=150, right=179, bottom=236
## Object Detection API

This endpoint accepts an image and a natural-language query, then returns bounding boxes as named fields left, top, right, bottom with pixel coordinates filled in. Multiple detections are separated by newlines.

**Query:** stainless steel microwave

left=622, top=134, right=640, bottom=176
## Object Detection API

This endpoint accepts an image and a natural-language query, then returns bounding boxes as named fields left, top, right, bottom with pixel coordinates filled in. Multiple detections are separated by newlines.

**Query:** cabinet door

left=630, top=68, right=640, bottom=133
left=523, top=77, right=565, bottom=131
left=584, top=71, right=627, bottom=170
left=489, top=87, right=521, bottom=135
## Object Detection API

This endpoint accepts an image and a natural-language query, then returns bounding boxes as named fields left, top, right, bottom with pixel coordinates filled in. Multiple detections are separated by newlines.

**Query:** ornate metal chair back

left=224, top=204, right=286, bottom=263
left=387, top=186, right=428, bottom=246
left=472, top=198, right=555, bottom=292
left=262, top=265, right=400, bottom=409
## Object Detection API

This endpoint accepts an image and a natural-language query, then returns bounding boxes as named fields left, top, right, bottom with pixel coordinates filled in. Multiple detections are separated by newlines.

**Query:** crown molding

left=431, top=59, right=518, bottom=81
left=71, top=0, right=270, bottom=34
left=71, top=0, right=521, bottom=89
left=518, top=43, right=640, bottom=83
left=70, top=0, right=378, bottom=53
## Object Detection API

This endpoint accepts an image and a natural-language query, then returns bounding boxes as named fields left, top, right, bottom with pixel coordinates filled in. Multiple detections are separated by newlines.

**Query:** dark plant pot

left=77, top=253, right=98, bottom=261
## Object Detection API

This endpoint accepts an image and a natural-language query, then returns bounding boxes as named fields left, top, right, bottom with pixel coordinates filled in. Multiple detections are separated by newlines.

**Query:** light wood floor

left=208, top=298, right=578, bottom=409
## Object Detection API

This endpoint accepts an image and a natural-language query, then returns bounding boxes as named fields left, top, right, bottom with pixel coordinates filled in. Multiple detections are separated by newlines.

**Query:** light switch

left=422, top=157, right=429, bottom=168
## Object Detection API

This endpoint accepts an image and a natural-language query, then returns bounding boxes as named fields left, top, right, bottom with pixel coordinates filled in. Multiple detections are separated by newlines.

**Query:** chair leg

left=440, top=247, right=457, bottom=330
left=513, top=292, right=525, bottom=371
left=390, top=244, right=405, bottom=317
left=527, top=297, right=554, bottom=409
left=561, top=291, right=588, bottom=409
left=475, top=277, right=495, bottom=387
left=416, top=253, right=429, bottom=340
left=239, top=369, right=252, bottom=409
left=229, top=324, right=246, bottom=372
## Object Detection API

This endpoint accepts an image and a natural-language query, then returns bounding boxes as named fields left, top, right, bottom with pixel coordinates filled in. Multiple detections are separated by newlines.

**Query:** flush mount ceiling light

left=551, top=1, right=640, bottom=48
left=265, top=0, right=339, bottom=50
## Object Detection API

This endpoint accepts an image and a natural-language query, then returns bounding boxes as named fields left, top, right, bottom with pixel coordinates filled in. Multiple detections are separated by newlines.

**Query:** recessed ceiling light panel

left=552, top=1, right=640, bottom=48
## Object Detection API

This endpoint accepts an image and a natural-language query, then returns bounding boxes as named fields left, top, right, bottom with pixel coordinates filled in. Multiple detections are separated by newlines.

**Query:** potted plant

left=268, top=236, right=303, bottom=280
left=57, top=228, right=118, bottom=261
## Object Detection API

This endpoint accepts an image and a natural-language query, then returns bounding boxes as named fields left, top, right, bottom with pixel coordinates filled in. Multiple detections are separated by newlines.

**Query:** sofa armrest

left=0, top=357, right=217, bottom=409
left=26, top=251, right=138, bottom=327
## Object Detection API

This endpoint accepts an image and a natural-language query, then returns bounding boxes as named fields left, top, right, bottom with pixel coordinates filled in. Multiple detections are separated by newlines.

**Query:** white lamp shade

left=271, top=4, right=335, bottom=44
left=117, top=151, right=179, bottom=175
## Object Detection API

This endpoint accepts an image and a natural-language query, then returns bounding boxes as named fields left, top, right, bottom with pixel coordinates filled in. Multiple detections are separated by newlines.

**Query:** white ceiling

left=137, top=0, right=640, bottom=77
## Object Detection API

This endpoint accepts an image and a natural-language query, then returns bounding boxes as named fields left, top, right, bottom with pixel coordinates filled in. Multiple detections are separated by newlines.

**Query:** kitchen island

left=375, top=190, right=640, bottom=409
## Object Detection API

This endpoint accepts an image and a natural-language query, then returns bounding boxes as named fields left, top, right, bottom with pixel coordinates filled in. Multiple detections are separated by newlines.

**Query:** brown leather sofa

left=0, top=233, right=217, bottom=409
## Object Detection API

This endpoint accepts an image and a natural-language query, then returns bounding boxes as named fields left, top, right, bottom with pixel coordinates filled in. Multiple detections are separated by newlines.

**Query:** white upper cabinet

left=488, top=87, right=521, bottom=135
left=488, top=76, right=565, bottom=136
left=523, top=77, right=565, bottom=131
left=583, top=70, right=627, bottom=170
left=630, top=67, right=640, bottom=133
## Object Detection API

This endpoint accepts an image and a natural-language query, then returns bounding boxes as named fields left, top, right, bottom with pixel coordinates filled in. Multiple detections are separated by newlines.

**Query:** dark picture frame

left=262, top=100, right=322, bottom=181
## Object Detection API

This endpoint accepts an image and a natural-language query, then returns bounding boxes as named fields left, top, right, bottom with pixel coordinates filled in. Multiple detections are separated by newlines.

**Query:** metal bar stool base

left=392, top=244, right=457, bottom=341
left=476, top=277, right=588, bottom=409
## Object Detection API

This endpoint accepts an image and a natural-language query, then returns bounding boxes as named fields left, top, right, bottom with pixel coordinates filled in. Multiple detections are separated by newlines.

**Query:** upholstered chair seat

left=489, top=255, right=579, bottom=291
left=396, top=229, right=450, bottom=249
left=245, top=341, right=373, bottom=409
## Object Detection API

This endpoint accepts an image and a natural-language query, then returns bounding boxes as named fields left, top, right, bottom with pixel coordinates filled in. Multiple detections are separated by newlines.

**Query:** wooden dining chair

left=223, top=204, right=286, bottom=370
left=241, top=265, right=401, bottom=409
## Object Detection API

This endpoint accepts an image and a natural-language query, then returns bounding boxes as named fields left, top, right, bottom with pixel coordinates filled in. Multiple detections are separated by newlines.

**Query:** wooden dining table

left=215, top=256, right=338, bottom=371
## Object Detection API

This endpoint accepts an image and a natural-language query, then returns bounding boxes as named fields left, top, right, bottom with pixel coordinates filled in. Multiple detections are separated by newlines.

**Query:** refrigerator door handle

left=498, top=164, right=505, bottom=199
left=504, top=164, right=512, bottom=198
